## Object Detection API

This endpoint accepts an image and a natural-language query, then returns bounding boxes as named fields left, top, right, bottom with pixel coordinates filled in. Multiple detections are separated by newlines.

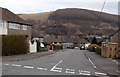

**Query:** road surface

left=2, top=49, right=108, bottom=76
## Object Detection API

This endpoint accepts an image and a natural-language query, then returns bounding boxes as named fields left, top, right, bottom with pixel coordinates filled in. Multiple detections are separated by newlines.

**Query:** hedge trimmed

left=88, top=44, right=101, bottom=55
left=2, top=35, right=28, bottom=56
left=88, top=44, right=98, bottom=52
left=53, top=44, right=63, bottom=50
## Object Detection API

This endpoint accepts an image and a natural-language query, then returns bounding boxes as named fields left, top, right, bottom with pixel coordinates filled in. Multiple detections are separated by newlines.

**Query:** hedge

left=88, top=44, right=98, bottom=52
left=53, top=44, right=63, bottom=50
left=2, top=35, right=28, bottom=56
left=95, top=46, right=101, bottom=55
left=88, top=44, right=101, bottom=55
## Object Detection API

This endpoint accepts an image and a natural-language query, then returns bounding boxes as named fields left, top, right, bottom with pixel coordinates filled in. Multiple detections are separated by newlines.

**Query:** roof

left=78, top=39, right=89, bottom=43
left=109, top=28, right=120, bottom=37
left=74, top=38, right=89, bottom=44
left=43, top=35, right=61, bottom=43
left=43, top=35, right=74, bottom=43
left=0, top=7, right=32, bottom=25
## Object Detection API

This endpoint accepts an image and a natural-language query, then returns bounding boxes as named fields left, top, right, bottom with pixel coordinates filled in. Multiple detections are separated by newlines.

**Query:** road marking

left=65, top=69, right=75, bottom=74
left=66, top=71, right=75, bottom=74
left=79, top=70, right=91, bottom=76
left=3, top=63, right=106, bottom=76
left=83, top=71, right=90, bottom=73
left=95, top=72, right=107, bottom=75
left=66, top=69, right=75, bottom=71
left=79, top=70, right=90, bottom=73
left=4, top=64, right=9, bottom=66
left=79, top=72, right=91, bottom=75
left=12, top=64, right=21, bottom=67
left=88, top=58, right=97, bottom=69
left=24, top=66, right=34, bottom=69
left=51, top=68, right=62, bottom=72
left=54, top=67, right=62, bottom=70
left=37, top=67, right=47, bottom=70
left=50, top=60, right=62, bottom=72
left=66, top=69, right=70, bottom=70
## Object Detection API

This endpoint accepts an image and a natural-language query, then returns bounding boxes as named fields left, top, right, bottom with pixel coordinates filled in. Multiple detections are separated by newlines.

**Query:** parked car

left=74, top=47, right=80, bottom=50
left=80, top=46, right=85, bottom=50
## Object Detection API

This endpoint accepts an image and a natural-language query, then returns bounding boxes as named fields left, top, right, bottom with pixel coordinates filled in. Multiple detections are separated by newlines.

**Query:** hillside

left=18, top=12, right=52, bottom=25
left=18, top=8, right=118, bottom=37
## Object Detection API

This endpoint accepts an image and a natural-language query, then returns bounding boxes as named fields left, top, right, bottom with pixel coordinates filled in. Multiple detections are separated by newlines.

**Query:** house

left=73, top=37, right=89, bottom=47
left=0, top=7, right=32, bottom=40
left=109, top=29, right=120, bottom=50
left=43, top=35, right=61, bottom=44
left=109, top=29, right=120, bottom=58
left=43, top=35, right=74, bottom=49
left=101, top=29, right=120, bottom=59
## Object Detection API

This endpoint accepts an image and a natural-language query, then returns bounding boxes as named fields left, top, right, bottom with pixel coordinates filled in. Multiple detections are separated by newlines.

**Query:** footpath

left=84, top=50, right=120, bottom=77
left=2, top=50, right=61, bottom=62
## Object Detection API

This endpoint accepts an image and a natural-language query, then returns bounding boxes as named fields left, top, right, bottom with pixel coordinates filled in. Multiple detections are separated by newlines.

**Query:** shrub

left=2, top=35, right=28, bottom=56
left=88, top=44, right=101, bottom=55
left=91, top=37, right=97, bottom=44
left=88, top=44, right=98, bottom=52
left=95, top=46, right=101, bottom=55
left=53, top=44, right=63, bottom=50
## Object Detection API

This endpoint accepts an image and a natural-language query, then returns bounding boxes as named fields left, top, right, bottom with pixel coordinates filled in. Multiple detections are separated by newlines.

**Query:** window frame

left=22, top=25, right=27, bottom=30
left=9, top=22, right=20, bottom=29
left=0, top=20, right=4, bottom=28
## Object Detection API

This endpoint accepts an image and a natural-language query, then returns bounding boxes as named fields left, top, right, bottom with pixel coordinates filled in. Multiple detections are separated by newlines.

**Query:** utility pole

left=118, top=6, right=120, bottom=51
left=118, top=29, right=120, bottom=51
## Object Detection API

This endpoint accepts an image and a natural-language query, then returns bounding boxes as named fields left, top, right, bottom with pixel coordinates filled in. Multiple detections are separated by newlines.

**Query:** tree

left=92, top=37, right=97, bottom=44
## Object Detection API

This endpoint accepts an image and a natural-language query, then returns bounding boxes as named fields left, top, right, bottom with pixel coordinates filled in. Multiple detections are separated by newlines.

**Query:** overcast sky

left=0, top=0, right=119, bottom=15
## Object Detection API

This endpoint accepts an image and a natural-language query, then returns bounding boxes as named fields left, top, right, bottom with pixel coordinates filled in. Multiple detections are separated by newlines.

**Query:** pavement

left=83, top=50, right=119, bottom=76
left=1, top=49, right=119, bottom=77
left=2, top=50, right=58, bottom=62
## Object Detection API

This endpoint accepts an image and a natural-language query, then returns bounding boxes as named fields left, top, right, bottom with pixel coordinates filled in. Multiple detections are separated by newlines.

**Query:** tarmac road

left=2, top=49, right=110, bottom=76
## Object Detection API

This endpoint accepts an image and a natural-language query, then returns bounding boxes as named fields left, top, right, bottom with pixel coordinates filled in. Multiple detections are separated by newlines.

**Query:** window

left=22, top=25, right=27, bottom=30
left=9, top=23, right=20, bottom=29
left=0, top=20, right=4, bottom=28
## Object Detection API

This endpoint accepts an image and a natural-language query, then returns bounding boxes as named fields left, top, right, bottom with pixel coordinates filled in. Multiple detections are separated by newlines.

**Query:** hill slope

left=18, top=8, right=118, bottom=37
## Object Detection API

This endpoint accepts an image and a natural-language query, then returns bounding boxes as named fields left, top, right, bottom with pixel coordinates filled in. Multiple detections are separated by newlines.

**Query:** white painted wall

left=0, top=21, right=8, bottom=35
left=29, top=41, right=37, bottom=53
left=0, top=28, right=8, bottom=35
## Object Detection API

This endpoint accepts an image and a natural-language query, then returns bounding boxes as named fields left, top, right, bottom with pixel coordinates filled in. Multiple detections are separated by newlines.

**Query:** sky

left=0, top=0, right=119, bottom=15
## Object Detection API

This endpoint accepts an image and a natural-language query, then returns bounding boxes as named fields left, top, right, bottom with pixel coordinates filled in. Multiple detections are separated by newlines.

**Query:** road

left=2, top=49, right=108, bottom=76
